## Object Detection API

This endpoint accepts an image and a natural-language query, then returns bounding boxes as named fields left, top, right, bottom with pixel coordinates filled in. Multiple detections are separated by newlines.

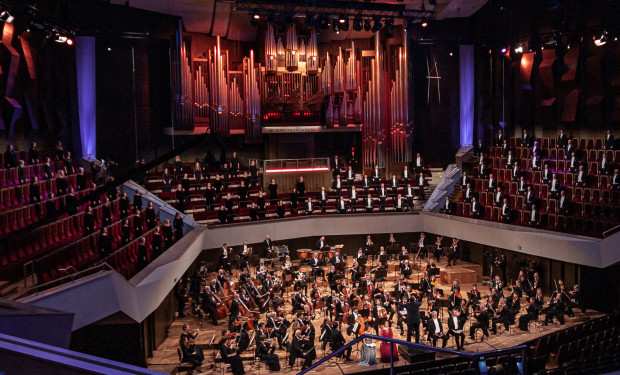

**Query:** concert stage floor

left=146, top=259, right=603, bottom=375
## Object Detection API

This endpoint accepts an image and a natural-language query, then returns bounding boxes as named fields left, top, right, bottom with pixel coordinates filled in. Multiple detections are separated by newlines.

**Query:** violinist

left=399, top=245, right=409, bottom=258
left=507, top=291, right=521, bottom=322
left=255, top=335, right=280, bottom=371
left=330, top=321, right=352, bottom=361
left=534, top=288, right=544, bottom=311
left=293, top=287, right=311, bottom=312
left=418, top=272, right=431, bottom=297
left=512, top=280, right=524, bottom=298
left=458, top=299, right=469, bottom=327
left=371, top=298, right=386, bottom=334
left=489, top=288, right=500, bottom=309
left=257, top=260, right=268, bottom=283
left=265, top=312, right=286, bottom=350
left=380, top=289, right=396, bottom=321
left=330, top=250, right=344, bottom=265
left=220, top=329, right=246, bottom=375
left=447, top=238, right=460, bottom=267
left=491, top=275, right=504, bottom=297
left=567, top=284, right=585, bottom=317
left=529, top=273, right=541, bottom=297
left=290, top=329, right=315, bottom=370
left=417, top=233, right=428, bottom=258
left=396, top=296, right=408, bottom=336
left=426, top=259, right=438, bottom=273
left=295, top=274, right=308, bottom=296
left=237, top=324, right=250, bottom=353
left=181, top=336, right=203, bottom=370
left=469, top=284, right=481, bottom=299
left=319, top=318, right=333, bottom=350
left=400, top=259, right=412, bottom=277
left=491, top=299, right=510, bottom=335
left=433, top=236, right=444, bottom=262
left=330, top=294, right=344, bottom=322
left=346, top=306, right=361, bottom=336
left=449, top=279, right=462, bottom=309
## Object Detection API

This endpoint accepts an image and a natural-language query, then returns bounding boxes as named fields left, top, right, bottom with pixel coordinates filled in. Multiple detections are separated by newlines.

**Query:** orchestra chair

left=285, top=342, right=303, bottom=370
left=250, top=356, right=265, bottom=375
left=176, top=347, right=195, bottom=374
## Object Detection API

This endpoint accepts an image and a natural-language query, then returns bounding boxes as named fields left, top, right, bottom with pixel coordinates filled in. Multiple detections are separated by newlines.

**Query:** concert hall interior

left=1, top=0, right=620, bottom=374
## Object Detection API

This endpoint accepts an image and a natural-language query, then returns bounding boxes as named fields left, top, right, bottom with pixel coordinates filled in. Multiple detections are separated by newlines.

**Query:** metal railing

left=20, top=262, right=115, bottom=297
left=262, top=158, right=330, bottom=173
left=603, top=223, right=620, bottom=238
left=298, top=333, right=527, bottom=375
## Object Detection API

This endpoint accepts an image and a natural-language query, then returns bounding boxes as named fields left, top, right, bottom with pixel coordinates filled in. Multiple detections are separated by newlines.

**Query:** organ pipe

left=321, top=52, right=332, bottom=96
left=175, top=40, right=193, bottom=129
left=194, top=61, right=210, bottom=119
left=299, top=39, right=306, bottom=63
left=243, top=50, right=261, bottom=141
left=390, top=41, right=412, bottom=162
left=363, top=31, right=386, bottom=168
left=265, top=24, right=277, bottom=74
left=334, top=47, right=344, bottom=93
left=306, top=29, right=318, bottom=75
left=209, top=36, right=229, bottom=134
left=285, top=25, right=299, bottom=71
left=277, top=37, right=285, bottom=66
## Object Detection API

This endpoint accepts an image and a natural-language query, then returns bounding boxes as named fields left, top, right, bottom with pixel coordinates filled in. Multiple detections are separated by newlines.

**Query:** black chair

left=177, top=347, right=195, bottom=374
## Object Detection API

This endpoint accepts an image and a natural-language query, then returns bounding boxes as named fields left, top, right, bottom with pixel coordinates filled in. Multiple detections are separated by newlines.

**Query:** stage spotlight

left=594, top=31, right=608, bottom=46
left=250, top=16, right=259, bottom=27
left=514, top=45, right=523, bottom=53
left=371, top=17, right=382, bottom=33
left=501, top=47, right=507, bottom=53
left=66, top=38, right=73, bottom=46
left=339, top=15, right=346, bottom=24
left=0, top=11, right=14, bottom=24
left=421, top=21, right=428, bottom=28
left=352, top=17, right=363, bottom=31
left=364, top=19, right=371, bottom=32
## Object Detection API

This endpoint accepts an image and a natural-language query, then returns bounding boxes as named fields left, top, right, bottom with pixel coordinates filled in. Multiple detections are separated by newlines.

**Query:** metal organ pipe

left=265, top=24, right=277, bottom=74
left=306, top=29, right=318, bottom=75
left=285, top=25, right=298, bottom=71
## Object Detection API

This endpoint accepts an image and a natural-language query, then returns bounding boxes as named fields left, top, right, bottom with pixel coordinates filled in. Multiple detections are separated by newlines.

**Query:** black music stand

left=436, top=298, right=450, bottom=319
left=379, top=254, right=390, bottom=264
left=403, top=268, right=413, bottom=279
left=374, top=269, right=387, bottom=282
left=398, top=254, right=409, bottom=261
left=335, top=262, right=346, bottom=273
left=388, top=243, right=399, bottom=255
left=358, top=257, right=367, bottom=268
left=321, top=246, right=331, bottom=252
left=428, top=267, right=440, bottom=278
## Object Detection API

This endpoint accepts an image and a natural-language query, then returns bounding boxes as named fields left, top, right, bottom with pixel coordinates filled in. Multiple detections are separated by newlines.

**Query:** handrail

left=602, top=223, right=620, bottom=238
left=21, top=262, right=116, bottom=296
left=297, top=333, right=527, bottom=375
left=262, top=158, right=330, bottom=173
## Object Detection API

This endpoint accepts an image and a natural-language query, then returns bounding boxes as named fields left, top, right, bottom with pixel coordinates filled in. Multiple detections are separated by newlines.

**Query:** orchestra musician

left=433, top=236, right=443, bottom=262
left=405, top=295, right=422, bottom=343
left=447, top=308, right=466, bottom=351
left=417, top=233, right=428, bottom=258
left=447, top=238, right=459, bottom=267
left=256, top=335, right=281, bottom=371
left=220, top=329, right=246, bottom=375
left=518, top=297, right=540, bottom=331
left=491, top=299, right=510, bottom=335
left=310, top=253, right=326, bottom=281
left=544, top=294, right=566, bottom=326
left=219, top=243, right=233, bottom=275
left=469, top=304, right=490, bottom=341
left=427, top=311, right=448, bottom=348
left=290, top=329, right=316, bottom=370
left=330, top=321, right=352, bottom=361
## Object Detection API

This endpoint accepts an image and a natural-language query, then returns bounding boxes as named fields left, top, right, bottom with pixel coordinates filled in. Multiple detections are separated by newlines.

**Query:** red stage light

left=66, top=38, right=74, bottom=46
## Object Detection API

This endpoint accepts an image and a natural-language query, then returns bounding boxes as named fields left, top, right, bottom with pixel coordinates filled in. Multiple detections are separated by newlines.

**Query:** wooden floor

left=147, top=258, right=603, bottom=375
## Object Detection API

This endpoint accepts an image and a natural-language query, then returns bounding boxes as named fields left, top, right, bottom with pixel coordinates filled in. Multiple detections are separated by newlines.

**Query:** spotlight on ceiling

left=594, top=31, right=608, bottom=46
left=352, top=16, right=363, bottom=31
left=0, top=11, right=15, bottom=24
left=66, top=38, right=74, bottom=46
left=514, top=45, right=524, bottom=54
left=421, top=21, right=428, bottom=28
left=339, top=15, right=346, bottom=24
left=253, top=14, right=260, bottom=20
left=250, top=15, right=259, bottom=27
left=501, top=47, right=507, bottom=53
left=363, top=19, right=371, bottom=32
left=371, top=17, right=382, bottom=33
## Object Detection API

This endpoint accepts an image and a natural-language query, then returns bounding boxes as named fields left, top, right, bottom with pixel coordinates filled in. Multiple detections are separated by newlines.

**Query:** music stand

left=388, top=243, right=399, bottom=255
left=379, top=254, right=390, bottom=264
left=374, top=269, right=387, bottom=282
left=335, top=262, right=346, bottom=273
left=428, top=267, right=440, bottom=278
left=398, top=254, right=409, bottom=261
left=436, top=298, right=450, bottom=319
left=358, top=257, right=367, bottom=268
left=403, top=268, right=413, bottom=279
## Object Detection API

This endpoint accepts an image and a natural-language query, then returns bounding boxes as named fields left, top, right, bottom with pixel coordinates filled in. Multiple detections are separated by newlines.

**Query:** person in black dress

left=29, top=176, right=41, bottom=204
left=133, top=211, right=143, bottom=237
left=137, top=237, right=149, bottom=271
left=181, top=173, right=191, bottom=201
left=238, top=181, right=249, bottom=208
left=296, top=177, right=306, bottom=198
left=256, top=191, right=266, bottom=217
left=63, top=151, right=74, bottom=175
left=162, top=219, right=174, bottom=248
left=193, top=162, right=202, bottom=186
left=204, top=182, right=215, bottom=209
left=151, top=227, right=163, bottom=259
left=76, top=168, right=87, bottom=191
left=4, top=144, right=17, bottom=168
left=102, top=198, right=112, bottom=227
left=121, top=219, right=132, bottom=245
left=175, top=184, right=185, bottom=213
left=220, top=331, right=245, bottom=375
left=133, top=189, right=143, bottom=211
left=268, top=179, right=278, bottom=204
left=28, top=141, right=38, bottom=164
left=173, top=155, right=183, bottom=180
left=276, top=200, right=285, bottom=218
left=119, top=192, right=130, bottom=219
left=56, top=170, right=67, bottom=196
left=17, top=160, right=27, bottom=185
left=255, top=335, right=280, bottom=371
left=174, top=213, right=184, bottom=242
left=98, top=227, right=112, bottom=259
left=145, top=202, right=156, bottom=229
left=84, top=206, right=95, bottom=235
left=161, top=167, right=172, bottom=193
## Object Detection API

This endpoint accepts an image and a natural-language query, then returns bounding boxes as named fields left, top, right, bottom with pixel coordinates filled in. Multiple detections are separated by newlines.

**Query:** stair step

left=0, top=282, right=19, bottom=297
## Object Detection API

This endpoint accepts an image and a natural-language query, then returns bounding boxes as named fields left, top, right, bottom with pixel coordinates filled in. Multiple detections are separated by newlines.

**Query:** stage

left=146, top=257, right=603, bottom=375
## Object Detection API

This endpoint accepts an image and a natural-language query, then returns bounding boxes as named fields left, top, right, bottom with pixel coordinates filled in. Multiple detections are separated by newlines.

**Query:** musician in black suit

left=365, top=194, right=374, bottom=213
left=541, top=163, right=552, bottom=184
left=378, top=183, right=388, bottom=210
left=427, top=311, right=448, bottom=348
left=361, top=175, right=371, bottom=195
left=372, top=165, right=381, bottom=186
left=496, top=129, right=504, bottom=146
left=493, top=187, right=505, bottom=208
left=402, top=165, right=412, bottom=182
left=405, top=296, right=422, bottom=343
left=337, top=196, right=347, bottom=214
left=501, top=198, right=511, bottom=223
left=443, top=196, right=454, bottom=214
left=349, top=187, right=358, bottom=211
left=414, top=153, right=425, bottom=174
left=345, top=166, right=355, bottom=186
left=290, top=330, right=315, bottom=370
left=469, top=305, right=490, bottom=340
left=417, top=173, right=426, bottom=200
left=604, top=129, right=614, bottom=150
left=220, top=331, right=245, bottom=375
left=330, top=322, right=352, bottom=361
left=525, top=185, right=536, bottom=210
left=464, top=183, right=474, bottom=203
left=318, top=187, right=328, bottom=212
left=557, top=129, right=567, bottom=149
left=256, top=335, right=280, bottom=371
left=473, top=139, right=485, bottom=156
left=332, top=175, right=344, bottom=197
left=599, top=154, right=609, bottom=175
left=511, top=161, right=521, bottom=182
left=521, top=129, right=532, bottom=148
left=262, top=235, right=272, bottom=258
left=305, top=198, right=314, bottom=215
left=471, top=197, right=482, bottom=219
left=491, top=301, right=510, bottom=334
left=448, top=308, right=466, bottom=351
left=332, top=155, right=343, bottom=177
left=315, top=236, right=327, bottom=250
left=557, top=190, right=569, bottom=216
left=518, top=298, right=540, bottom=331
left=486, top=173, right=497, bottom=192
left=529, top=205, right=540, bottom=228
left=501, top=139, right=510, bottom=157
